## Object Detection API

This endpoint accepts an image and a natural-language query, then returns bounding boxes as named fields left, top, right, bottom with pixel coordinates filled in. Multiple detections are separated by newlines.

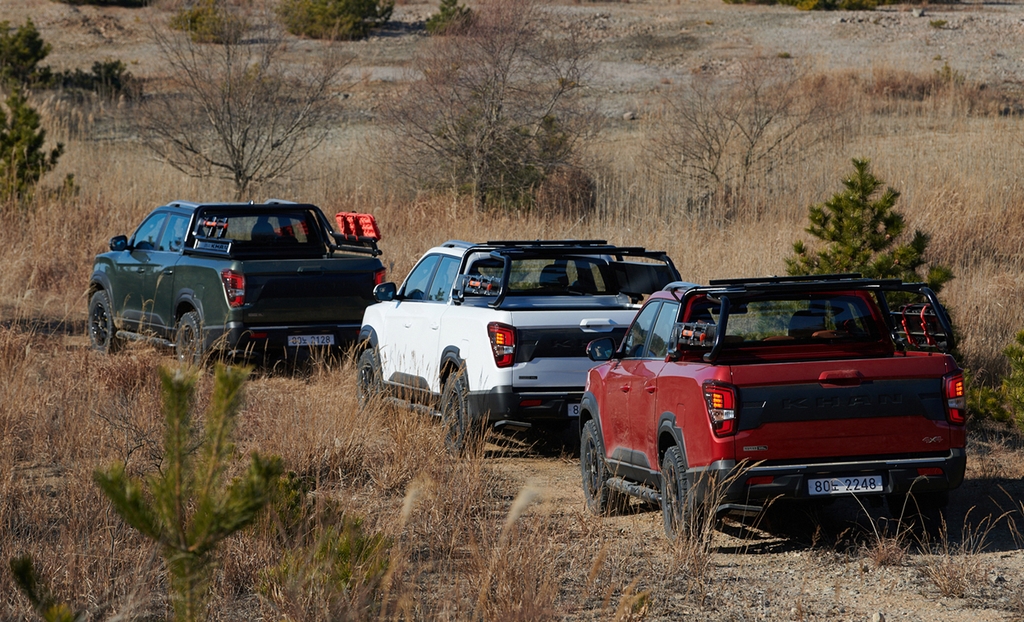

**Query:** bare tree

left=651, top=57, right=840, bottom=217
left=142, top=5, right=347, bottom=199
left=378, top=0, right=596, bottom=210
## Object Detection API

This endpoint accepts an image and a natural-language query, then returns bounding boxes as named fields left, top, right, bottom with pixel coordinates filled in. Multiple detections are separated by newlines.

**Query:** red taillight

left=373, top=268, right=387, bottom=286
left=221, top=269, right=245, bottom=308
left=519, top=399, right=542, bottom=407
left=488, top=322, right=516, bottom=368
left=704, top=382, right=737, bottom=437
left=917, top=467, right=944, bottom=477
left=944, top=372, right=966, bottom=425
left=746, top=475, right=774, bottom=486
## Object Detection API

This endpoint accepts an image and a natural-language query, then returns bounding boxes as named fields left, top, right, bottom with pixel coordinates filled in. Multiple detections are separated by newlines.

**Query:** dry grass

left=918, top=510, right=1000, bottom=599
left=2, top=29, right=1024, bottom=619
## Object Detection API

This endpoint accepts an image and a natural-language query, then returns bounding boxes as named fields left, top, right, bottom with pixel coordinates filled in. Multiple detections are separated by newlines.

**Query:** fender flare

left=579, top=391, right=603, bottom=443
left=657, top=412, right=689, bottom=469
left=173, top=290, right=204, bottom=324
left=358, top=325, right=379, bottom=350
left=438, top=346, right=465, bottom=385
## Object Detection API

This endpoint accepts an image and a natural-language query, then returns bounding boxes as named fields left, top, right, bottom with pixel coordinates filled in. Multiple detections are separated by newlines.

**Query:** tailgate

left=509, top=309, right=634, bottom=390
left=240, top=258, right=381, bottom=324
left=731, top=356, right=955, bottom=463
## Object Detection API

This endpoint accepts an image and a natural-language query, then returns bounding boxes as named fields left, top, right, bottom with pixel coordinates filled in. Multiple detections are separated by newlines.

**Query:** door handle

left=431, top=322, right=439, bottom=330
left=162, top=268, right=174, bottom=275
left=619, top=384, right=630, bottom=393
left=136, top=267, right=145, bottom=273
left=404, top=322, right=413, bottom=328
left=645, top=385, right=657, bottom=394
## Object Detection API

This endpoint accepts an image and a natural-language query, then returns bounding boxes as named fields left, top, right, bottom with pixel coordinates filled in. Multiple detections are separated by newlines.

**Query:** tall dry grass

left=2, top=57, right=1024, bottom=619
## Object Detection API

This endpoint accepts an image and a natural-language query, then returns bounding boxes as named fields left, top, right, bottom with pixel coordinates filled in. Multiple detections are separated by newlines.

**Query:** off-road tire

left=661, top=445, right=700, bottom=540
left=357, top=348, right=383, bottom=408
left=441, top=371, right=482, bottom=455
left=88, top=289, right=122, bottom=354
left=580, top=419, right=628, bottom=515
left=175, top=311, right=204, bottom=366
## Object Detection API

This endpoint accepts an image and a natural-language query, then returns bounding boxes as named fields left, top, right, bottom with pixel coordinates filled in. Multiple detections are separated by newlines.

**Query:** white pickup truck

left=356, top=240, right=680, bottom=450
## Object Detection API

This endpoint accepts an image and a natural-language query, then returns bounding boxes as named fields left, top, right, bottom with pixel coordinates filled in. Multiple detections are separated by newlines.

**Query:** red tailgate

left=730, top=354, right=958, bottom=463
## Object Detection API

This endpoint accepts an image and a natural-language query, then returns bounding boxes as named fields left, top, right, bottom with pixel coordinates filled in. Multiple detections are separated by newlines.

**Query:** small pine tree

left=0, top=88, right=63, bottom=201
left=786, top=158, right=953, bottom=292
left=94, top=365, right=283, bottom=622
left=9, top=556, right=77, bottom=622
left=425, top=0, right=472, bottom=35
left=0, top=19, right=52, bottom=87
left=1002, top=330, right=1024, bottom=429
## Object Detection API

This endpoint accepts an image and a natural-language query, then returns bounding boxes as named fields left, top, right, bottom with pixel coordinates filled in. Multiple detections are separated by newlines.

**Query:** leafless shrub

left=648, top=57, right=841, bottom=222
left=378, top=0, right=598, bottom=210
left=141, top=3, right=349, bottom=199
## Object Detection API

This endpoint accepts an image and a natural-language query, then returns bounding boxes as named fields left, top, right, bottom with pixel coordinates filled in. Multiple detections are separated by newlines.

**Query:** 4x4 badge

left=922, top=436, right=943, bottom=444
left=743, top=445, right=768, bottom=452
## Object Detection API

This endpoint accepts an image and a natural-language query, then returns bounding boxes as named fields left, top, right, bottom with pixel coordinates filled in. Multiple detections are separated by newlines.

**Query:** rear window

left=194, top=211, right=323, bottom=251
left=466, top=255, right=615, bottom=295
left=687, top=293, right=884, bottom=345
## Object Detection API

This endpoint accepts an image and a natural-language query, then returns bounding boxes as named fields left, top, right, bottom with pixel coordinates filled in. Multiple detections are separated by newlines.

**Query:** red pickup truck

left=579, top=274, right=965, bottom=538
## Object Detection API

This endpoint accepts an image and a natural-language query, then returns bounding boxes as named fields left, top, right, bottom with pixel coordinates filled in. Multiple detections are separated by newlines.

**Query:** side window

left=131, top=214, right=167, bottom=251
left=401, top=254, right=441, bottom=301
left=647, top=301, right=680, bottom=359
left=158, top=215, right=190, bottom=252
left=427, top=256, right=462, bottom=302
left=622, top=301, right=661, bottom=358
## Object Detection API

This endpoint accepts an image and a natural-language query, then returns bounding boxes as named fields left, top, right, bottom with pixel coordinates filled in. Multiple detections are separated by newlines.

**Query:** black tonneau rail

left=666, top=274, right=955, bottom=362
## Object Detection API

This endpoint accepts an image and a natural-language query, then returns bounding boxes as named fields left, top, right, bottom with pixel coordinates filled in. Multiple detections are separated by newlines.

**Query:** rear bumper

left=467, top=385, right=583, bottom=430
left=694, top=448, right=967, bottom=509
left=218, top=322, right=362, bottom=357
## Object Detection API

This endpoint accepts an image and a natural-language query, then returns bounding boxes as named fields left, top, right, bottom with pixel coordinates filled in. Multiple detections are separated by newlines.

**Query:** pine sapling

left=786, top=158, right=953, bottom=292
left=94, top=364, right=283, bottom=622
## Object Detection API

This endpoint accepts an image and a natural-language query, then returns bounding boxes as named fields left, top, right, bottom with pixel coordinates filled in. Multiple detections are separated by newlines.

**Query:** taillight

left=221, top=269, right=245, bottom=308
left=944, top=372, right=966, bottom=425
left=373, top=268, right=387, bottom=286
left=703, top=382, right=737, bottom=437
left=488, top=322, right=516, bottom=368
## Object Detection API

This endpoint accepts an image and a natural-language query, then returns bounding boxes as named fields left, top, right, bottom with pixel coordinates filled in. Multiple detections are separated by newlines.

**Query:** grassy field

left=3, top=0, right=1024, bottom=619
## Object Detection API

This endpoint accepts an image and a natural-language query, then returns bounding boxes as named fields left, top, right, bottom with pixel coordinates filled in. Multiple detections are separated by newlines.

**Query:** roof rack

left=485, top=239, right=609, bottom=247
left=707, top=273, right=865, bottom=287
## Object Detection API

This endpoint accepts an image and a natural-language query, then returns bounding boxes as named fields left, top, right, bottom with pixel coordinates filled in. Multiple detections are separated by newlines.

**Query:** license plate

left=568, top=403, right=581, bottom=417
left=808, top=475, right=882, bottom=496
left=287, top=334, right=335, bottom=347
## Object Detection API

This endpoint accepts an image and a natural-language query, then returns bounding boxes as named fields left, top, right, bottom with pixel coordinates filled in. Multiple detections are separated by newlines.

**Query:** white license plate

left=287, top=334, right=335, bottom=347
left=568, top=403, right=581, bottom=417
left=808, top=475, right=883, bottom=496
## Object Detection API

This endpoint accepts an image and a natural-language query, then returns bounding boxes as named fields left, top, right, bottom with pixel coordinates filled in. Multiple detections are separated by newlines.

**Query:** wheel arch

left=579, top=391, right=603, bottom=444
left=174, top=293, right=202, bottom=324
left=658, top=412, right=689, bottom=469
left=438, top=346, right=464, bottom=386
left=357, top=325, right=379, bottom=353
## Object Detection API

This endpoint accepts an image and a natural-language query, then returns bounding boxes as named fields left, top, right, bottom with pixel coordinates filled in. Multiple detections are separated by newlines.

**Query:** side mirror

left=587, top=337, right=617, bottom=362
left=109, top=235, right=128, bottom=252
left=373, top=282, right=397, bottom=303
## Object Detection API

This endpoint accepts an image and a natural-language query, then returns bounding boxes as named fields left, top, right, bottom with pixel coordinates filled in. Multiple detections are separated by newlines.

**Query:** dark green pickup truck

left=87, top=200, right=386, bottom=363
